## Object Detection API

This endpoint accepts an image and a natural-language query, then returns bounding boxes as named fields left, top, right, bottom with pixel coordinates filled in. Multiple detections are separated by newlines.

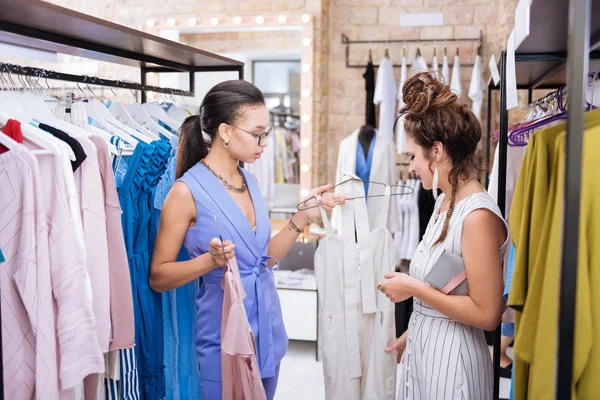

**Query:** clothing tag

left=66, top=92, right=73, bottom=114
left=489, top=55, right=500, bottom=86
left=506, top=30, right=519, bottom=110
left=514, top=0, right=531, bottom=49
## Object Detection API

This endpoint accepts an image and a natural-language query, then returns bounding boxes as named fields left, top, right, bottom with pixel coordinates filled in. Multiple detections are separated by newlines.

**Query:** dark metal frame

left=485, top=1, right=593, bottom=398
left=341, top=31, right=483, bottom=69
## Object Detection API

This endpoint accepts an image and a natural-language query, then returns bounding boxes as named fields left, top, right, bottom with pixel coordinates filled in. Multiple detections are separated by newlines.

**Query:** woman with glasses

left=149, top=79, right=345, bottom=399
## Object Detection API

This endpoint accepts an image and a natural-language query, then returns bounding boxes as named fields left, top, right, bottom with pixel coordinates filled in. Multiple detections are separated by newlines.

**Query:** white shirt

left=450, top=55, right=462, bottom=98
left=468, top=55, right=484, bottom=121
left=442, top=55, right=450, bottom=86
left=373, top=57, right=397, bottom=142
left=396, top=56, right=408, bottom=154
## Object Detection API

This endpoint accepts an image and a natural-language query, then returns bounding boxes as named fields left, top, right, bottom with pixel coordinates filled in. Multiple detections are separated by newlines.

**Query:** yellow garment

left=275, top=131, right=285, bottom=184
left=508, top=109, right=600, bottom=399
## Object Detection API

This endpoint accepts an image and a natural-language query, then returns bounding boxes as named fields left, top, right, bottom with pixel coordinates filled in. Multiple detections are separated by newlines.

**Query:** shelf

left=508, top=0, right=600, bottom=89
left=0, top=0, right=243, bottom=73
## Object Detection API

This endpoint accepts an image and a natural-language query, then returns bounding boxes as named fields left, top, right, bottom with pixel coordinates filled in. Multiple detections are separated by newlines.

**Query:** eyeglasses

left=229, top=124, right=274, bottom=146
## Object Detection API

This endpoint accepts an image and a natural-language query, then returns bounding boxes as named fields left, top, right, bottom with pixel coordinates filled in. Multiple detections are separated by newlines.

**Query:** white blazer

left=332, top=129, right=399, bottom=235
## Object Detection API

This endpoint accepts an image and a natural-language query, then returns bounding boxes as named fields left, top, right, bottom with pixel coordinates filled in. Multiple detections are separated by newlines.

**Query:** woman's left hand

left=378, top=272, right=422, bottom=303
left=298, top=184, right=347, bottom=223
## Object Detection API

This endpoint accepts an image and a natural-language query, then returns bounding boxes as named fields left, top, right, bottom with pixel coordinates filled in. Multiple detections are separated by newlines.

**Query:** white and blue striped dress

left=397, top=191, right=508, bottom=400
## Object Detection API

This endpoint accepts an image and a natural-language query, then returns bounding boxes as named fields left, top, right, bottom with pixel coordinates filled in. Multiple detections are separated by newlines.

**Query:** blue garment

left=118, top=139, right=171, bottom=400
left=178, top=163, right=288, bottom=399
left=0, top=248, right=4, bottom=263
left=155, top=135, right=202, bottom=400
left=503, top=243, right=517, bottom=400
left=355, top=137, right=376, bottom=195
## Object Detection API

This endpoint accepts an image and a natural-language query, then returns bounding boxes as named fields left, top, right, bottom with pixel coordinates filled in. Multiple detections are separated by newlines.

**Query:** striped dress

left=397, top=191, right=509, bottom=400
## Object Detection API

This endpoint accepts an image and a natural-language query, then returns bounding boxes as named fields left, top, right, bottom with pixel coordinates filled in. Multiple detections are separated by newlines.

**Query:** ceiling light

left=301, top=188, right=310, bottom=197
left=145, top=20, right=155, bottom=28
left=302, top=63, right=311, bottom=72
left=234, top=16, right=242, bottom=25
left=302, top=38, right=312, bottom=47
left=256, top=16, right=265, bottom=24
left=210, top=17, right=219, bottom=26
left=302, top=114, right=311, bottom=122
left=301, top=139, right=310, bottom=147
left=301, top=164, right=310, bottom=172
left=278, top=15, right=287, bottom=24
left=302, top=14, right=311, bottom=23
left=167, top=18, right=176, bottom=27
left=188, top=18, right=197, bottom=26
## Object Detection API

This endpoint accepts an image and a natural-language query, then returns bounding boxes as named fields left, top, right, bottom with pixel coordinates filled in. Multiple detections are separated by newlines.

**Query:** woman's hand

left=297, top=183, right=347, bottom=223
left=385, top=331, right=408, bottom=363
left=208, top=238, right=236, bottom=267
left=378, top=272, right=422, bottom=303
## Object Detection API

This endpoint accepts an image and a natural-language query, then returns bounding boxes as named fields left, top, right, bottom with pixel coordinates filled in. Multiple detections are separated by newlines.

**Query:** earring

left=432, top=161, right=439, bottom=200
left=222, top=139, right=231, bottom=149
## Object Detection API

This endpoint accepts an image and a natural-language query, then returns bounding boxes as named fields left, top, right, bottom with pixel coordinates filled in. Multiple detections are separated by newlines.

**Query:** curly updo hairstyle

left=398, top=71, right=481, bottom=245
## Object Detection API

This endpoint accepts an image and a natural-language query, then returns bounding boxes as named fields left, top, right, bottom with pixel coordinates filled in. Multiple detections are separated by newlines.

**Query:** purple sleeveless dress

left=178, top=162, right=288, bottom=399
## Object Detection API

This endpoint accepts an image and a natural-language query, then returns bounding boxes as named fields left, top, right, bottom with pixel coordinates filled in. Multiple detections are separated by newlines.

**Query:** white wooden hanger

left=82, top=101, right=142, bottom=145
left=87, top=98, right=154, bottom=143
left=143, top=101, right=181, bottom=131
left=127, top=103, right=174, bottom=139
left=109, top=101, right=156, bottom=138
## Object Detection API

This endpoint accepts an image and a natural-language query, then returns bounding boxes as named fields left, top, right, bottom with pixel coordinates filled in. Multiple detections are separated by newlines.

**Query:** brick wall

left=25, top=0, right=521, bottom=186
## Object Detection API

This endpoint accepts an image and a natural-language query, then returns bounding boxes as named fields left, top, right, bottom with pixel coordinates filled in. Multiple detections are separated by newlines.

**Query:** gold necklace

left=200, top=160, right=248, bottom=193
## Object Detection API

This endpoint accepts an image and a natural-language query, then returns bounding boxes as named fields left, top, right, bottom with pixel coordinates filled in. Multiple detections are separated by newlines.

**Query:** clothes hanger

left=416, top=48, right=421, bottom=58
left=127, top=102, right=174, bottom=139
left=108, top=94, right=157, bottom=140
left=143, top=101, right=180, bottom=132
left=368, top=48, right=373, bottom=63
left=296, top=175, right=414, bottom=211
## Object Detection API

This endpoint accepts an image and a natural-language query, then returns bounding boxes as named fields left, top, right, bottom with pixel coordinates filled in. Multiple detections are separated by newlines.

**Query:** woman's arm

left=380, top=208, right=507, bottom=331
left=149, top=182, right=234, bottom=292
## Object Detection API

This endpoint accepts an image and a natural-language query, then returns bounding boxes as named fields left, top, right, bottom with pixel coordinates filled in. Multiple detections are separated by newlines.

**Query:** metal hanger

left=368, top=48, right=373, bottom=63
left=416, top=47, right=421, bottom=58
left=296, top=175, right=414, bottom=211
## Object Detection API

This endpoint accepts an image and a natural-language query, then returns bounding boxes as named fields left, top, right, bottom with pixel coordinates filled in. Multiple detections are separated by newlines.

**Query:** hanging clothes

left=0, top=145, right=60, bottom=400
left=177, top=163, right=288, bottom=400
left=396, top=56, right=408, bottom=155
left=38, top=123, right=87, bottom=171
left=220, top=255, right=267, bottom=400
left=244, top=132, right=276, bottom=210
left=117, top=139, right=171, bottom=400
left=468, top=55, right=484, bottom=121
left=507, top=110, right=600, bottom=400
left=394, top=179, right=421, bottom=263
left=432, top=54, right=439, bottom=74
left=410, top=55, right=428, bottom=76
left=355, top=135, right=376, bottom=195
left=373, top=57, right=397, bottom=142
left=315, top=178, right=397, bottom=400
left=442, top=54, right=450, bottom=86
left=363, top=60, right=377, bottom=127
left=450, top=54, right=462, bottom=98
left=0, top=118, right=23, bottom=153
left=333, top=129, right=399, bottom=235
left=397, top=192, right=509, bottom=400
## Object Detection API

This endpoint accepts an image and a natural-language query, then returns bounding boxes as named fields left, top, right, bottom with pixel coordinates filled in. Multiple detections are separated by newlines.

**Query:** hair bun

left=401, top=72, right=457, bottom=118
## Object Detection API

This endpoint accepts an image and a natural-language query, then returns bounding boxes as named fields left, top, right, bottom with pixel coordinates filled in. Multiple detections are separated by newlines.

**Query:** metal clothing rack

left=485, top=0, right=600, bottom=398
left=341, top=31, right=482, bottom=69
left=0, top=1, right=245, bottom=399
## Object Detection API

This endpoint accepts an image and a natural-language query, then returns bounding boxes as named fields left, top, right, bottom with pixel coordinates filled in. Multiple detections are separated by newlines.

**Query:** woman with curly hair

left=379, top=72, right=509, bottom=400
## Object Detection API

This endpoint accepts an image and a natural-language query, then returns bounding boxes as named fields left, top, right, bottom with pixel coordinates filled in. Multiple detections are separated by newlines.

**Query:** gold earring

left=222, top=139, right=231, bottom=149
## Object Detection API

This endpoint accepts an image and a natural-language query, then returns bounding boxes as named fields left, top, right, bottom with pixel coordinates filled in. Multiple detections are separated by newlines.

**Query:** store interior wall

left=22, top=0, right=531, bottom=187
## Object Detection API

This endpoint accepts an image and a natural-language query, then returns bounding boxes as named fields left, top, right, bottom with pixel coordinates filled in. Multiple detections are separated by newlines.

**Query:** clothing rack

left=341, top=31, right=482, bottom=69
left=0, top=1, right=245, bottom=399
left=0, top=63, right=193, bottom=97
left=485, top=0, right=600, bottom=398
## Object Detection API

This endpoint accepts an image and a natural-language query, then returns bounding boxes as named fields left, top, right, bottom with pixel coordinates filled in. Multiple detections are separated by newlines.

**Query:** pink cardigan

left=0, top=145, right=59, bottom=399
left=90, top=136, right=135, bottom=350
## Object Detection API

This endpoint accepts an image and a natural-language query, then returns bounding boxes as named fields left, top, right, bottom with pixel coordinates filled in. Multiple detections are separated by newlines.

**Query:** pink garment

left=25, top=144, right=105, bottom=390
left=221, top=256, right=266, bottom=400
left=0, top=145, right=60, bottom=399
left=90, top=135, right=135, bottom=350
left=73, top=137, right=112, bottom=352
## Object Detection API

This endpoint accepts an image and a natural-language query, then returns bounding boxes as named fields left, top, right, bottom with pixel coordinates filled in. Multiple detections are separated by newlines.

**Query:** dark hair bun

left=401, top=71, right=457, bottom=118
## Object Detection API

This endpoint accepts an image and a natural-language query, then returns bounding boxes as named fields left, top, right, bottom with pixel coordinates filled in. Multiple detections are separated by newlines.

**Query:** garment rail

left=341, top=31, right=482, bottom=69
left=0, top=63, right=194, bottom=98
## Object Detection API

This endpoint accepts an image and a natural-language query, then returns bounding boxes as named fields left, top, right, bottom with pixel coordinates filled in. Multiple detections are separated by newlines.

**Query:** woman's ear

left=217, top=123, right=230, bottom=143
left=431, top=141, right=444, bottom=161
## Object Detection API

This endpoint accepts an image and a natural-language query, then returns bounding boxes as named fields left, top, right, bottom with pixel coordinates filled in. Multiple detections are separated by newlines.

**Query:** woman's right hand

left=208, top=238, right=236, bottom=267
left=385, top=331, right=408, bottom=363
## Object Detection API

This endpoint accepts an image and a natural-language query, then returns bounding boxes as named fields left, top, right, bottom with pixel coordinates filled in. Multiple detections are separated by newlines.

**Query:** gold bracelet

left=288, top=219, right=302, bottom=234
